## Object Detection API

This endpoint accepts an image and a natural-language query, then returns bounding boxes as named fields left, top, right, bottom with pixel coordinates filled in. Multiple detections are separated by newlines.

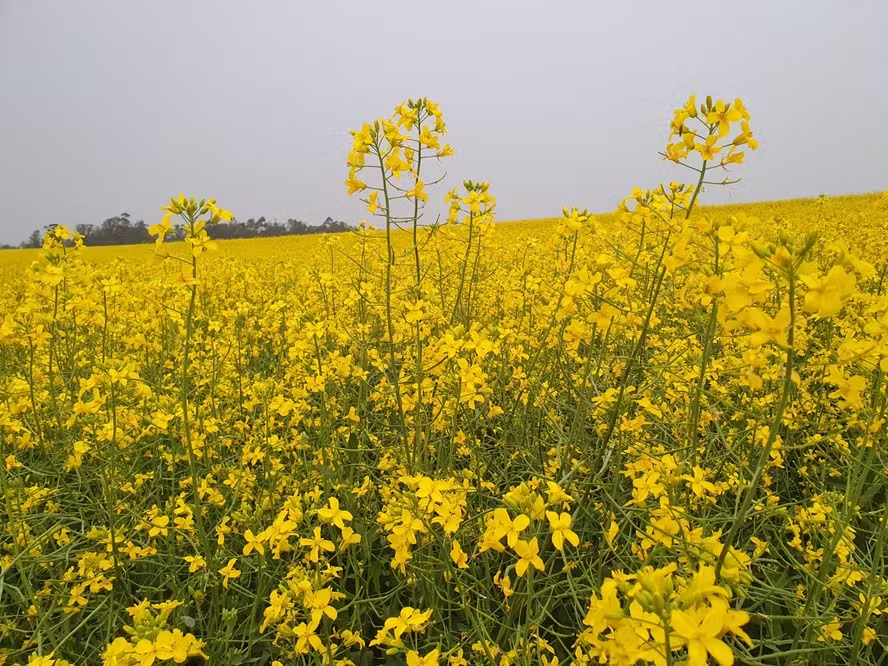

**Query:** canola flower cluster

left=2, top=97, right=888, bottom=666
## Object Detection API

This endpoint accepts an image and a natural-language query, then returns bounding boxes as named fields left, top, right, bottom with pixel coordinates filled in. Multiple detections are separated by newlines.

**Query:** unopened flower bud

left=752, top=243, right=771, bottom=259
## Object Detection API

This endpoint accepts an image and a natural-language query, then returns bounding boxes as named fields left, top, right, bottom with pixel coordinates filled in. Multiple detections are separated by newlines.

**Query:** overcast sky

left=1, top=1, right=886, bottom=245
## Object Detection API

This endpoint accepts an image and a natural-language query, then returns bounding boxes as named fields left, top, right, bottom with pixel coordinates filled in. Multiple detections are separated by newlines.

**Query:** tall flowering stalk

left=150, top=195, right=232, bottom=568
left=345, top=98, right=452, bottom=468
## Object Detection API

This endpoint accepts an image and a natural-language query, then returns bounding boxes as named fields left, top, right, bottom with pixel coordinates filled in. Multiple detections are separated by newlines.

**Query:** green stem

left=180, top=245, right=213, bottom=570
left=374, top=139, right=411, bottom=464
left=685, top=159, right=708, bottom=220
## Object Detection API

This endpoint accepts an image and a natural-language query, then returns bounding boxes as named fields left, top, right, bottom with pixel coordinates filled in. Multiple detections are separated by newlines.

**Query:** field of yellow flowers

left=2, top=97, right=888, bottom=666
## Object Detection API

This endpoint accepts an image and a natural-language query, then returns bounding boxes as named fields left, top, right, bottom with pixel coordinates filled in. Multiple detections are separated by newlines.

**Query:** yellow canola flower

left=546, top=511, right=580, bottom=551
left=407, top=649, right=440, bottom=666
left=513, top=537, right=545, bottom=576
left=451, top=539, right=470, bottom=568
left=317, top=497, right=353, bottom=528
left=218, top=558, right=241, bottom=588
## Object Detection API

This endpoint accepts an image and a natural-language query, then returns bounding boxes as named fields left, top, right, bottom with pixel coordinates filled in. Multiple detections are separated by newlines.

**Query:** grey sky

left=1, top=1, right=886, bottom=246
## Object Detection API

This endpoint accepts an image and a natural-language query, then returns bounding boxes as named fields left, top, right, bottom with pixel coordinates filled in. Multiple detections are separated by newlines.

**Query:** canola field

left=2, top=97, right=888, bottom=666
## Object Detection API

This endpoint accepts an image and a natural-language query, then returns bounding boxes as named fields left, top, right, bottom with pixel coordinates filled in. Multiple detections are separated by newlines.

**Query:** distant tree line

left=13, top=212, right=351, bottom=248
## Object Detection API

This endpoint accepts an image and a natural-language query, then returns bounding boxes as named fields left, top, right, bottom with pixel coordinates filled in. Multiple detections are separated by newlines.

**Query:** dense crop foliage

left=2, top=97, right=888, bottom=666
